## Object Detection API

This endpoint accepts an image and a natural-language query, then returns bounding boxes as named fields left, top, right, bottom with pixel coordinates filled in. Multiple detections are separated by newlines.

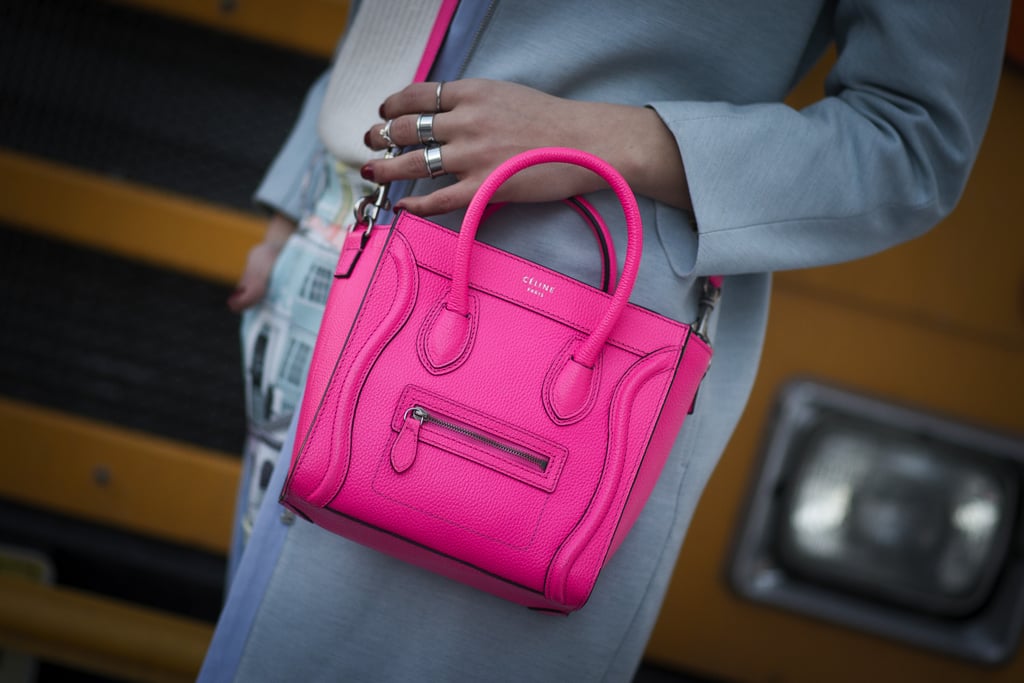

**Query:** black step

left=0, top=224, right=246, bottom=453
left=0, top=0, right=328, bottom=211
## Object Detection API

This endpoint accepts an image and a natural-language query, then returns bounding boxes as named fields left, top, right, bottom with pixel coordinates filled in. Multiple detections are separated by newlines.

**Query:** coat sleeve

left=649, top=0, right=1010, bottom=276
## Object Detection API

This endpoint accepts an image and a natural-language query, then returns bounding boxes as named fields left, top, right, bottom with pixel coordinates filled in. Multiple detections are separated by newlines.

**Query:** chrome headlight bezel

left=729, top=379, right=1024, bottom=664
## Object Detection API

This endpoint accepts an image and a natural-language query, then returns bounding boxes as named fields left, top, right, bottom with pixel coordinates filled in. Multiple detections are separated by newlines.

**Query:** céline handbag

left=281, top=147, right=719, bottom=613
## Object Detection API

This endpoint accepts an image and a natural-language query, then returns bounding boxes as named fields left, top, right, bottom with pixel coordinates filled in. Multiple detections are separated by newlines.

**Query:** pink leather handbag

left=281, top=147, right=717, bottom=613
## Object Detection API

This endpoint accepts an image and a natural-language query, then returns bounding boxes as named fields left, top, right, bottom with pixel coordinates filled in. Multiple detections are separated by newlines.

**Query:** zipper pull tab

left=391, top=407, right=425, bottom=473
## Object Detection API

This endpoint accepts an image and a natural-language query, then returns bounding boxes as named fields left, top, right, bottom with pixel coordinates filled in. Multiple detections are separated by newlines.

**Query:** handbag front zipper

left=390, top=405, right=549, bottom=474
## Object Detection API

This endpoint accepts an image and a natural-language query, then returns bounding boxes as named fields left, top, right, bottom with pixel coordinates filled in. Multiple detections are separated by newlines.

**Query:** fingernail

left=363, top=130, right=372, bottom=147
left=360, top=164, right=374, bottom=181
left=378, top=103, right=386, bottom=118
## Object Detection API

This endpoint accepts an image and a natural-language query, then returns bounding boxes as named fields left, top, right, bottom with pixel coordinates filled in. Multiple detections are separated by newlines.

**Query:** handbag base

left=281, top=494, right=576, bottom=613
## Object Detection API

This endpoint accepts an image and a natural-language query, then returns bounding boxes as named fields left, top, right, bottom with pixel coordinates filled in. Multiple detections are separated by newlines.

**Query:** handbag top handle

left=481, top=197, right=619, bottom=293
left=450, top=148, right=641, bottom=369
left=429, top=147, right=644, bottom=419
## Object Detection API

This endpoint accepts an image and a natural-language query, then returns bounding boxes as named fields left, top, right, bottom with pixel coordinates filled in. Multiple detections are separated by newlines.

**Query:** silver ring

left=416, top=113, right=437, bottom=145
left=379, top=119, right=395, bottom=147
left=434, top=81, right=445, bottom=113
left=423, top=145, right=445, bottom=178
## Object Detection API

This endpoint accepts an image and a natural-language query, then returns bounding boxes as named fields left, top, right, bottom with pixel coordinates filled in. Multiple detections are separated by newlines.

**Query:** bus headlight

left=781, top=423, right=1011, bottom=615
left=730, top=380, right=1024, bottom=663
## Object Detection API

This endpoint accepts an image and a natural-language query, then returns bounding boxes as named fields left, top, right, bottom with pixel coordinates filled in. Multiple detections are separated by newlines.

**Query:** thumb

left=394, top=181, right=478, bottom=217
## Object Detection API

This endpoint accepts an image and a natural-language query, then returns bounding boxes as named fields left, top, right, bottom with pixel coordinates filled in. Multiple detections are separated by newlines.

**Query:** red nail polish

left=364, top=131, right=372, bottom=147
left=378, top=103, right=385, bottom=118
left=360, top=164, right=374, bottom=181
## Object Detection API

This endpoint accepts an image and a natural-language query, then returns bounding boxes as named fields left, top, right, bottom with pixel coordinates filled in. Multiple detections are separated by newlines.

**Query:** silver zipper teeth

left=414, top=408, right=547, bottom=471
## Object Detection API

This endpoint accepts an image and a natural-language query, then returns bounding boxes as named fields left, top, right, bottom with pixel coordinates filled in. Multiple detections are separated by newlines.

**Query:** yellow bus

left=0, top=2, right=1021, bottom=681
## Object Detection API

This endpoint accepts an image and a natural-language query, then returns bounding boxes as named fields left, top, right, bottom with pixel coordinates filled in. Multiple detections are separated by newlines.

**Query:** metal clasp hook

left=352, top=147, right=399, bottom=233
left=694, top=277, right=722, bottom=342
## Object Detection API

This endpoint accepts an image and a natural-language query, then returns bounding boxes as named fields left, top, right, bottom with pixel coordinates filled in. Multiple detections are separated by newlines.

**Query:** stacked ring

left=423, top=146, right=445, bottom=178
left=416, top=113, right=437, bottom=145
left=379, top=119, right=395, bottom=147
left=435, top=81, right=445, bottom=113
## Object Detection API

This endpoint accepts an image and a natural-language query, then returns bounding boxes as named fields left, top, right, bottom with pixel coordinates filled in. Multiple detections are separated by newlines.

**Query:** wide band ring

left=416, top=113, right=437, bottom=145
left=423, top=145, right=445, bottom=178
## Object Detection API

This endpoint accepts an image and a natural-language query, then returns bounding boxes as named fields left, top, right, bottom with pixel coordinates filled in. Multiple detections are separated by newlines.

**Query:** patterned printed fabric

left=238, top=156, right=373, bottom=544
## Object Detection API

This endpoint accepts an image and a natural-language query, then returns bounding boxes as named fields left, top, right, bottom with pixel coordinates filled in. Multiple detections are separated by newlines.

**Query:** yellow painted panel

left=0, top=151, right=263, bottom=285
left=0, top=574, right=211, bottom=683
left=646, top=285, right=1024, bottom=682
left=0, top=397, right=240, bottom=554
left=109, top=0, right=348, bottom=58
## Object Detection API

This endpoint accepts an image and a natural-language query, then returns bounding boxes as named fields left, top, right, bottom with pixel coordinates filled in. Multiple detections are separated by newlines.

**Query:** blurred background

left=0, top=1, right=1021, bottom=681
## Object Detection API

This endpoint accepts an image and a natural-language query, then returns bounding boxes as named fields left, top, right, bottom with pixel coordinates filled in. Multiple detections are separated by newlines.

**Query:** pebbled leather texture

left=281, top=149, right=713, bottom=613
left=543, top=343, right=601, bottom=424
left=418, top=294, right=478, bottom=373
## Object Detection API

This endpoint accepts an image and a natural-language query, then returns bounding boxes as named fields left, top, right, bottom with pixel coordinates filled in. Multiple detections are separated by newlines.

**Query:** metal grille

left=0, top=498, right=226, bottom=622
left=0, top=0, right=328, bottom=210
left=0, top=224, right=246, bottom=453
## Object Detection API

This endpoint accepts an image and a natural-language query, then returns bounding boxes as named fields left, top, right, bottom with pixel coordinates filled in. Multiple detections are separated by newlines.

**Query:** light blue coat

left=202, top=2, right=1009, bottom=681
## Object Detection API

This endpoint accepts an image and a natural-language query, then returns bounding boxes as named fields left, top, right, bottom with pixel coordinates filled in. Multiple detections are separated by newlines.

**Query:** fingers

left=362, top=81, right=458, bottom=184
left=227, top=277, right=267, bottom=312
left=367, top=80, right=464, bottom=150
left=364, top=144, right=457, bottom=184
left=227, top=287, right=261, bottom=313
left=360, top=80, right=528, bottom=213
left=394, top=181, right=477, bottom=217
left=365, top=112, right=452, bottom=151
left=380, top=81, right=454, bottom=120
left=226, top=241, right=281, bottom=312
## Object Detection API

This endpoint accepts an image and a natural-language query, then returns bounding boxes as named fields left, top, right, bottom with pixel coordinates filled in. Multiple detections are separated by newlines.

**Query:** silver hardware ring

left=379, top=118, right=395, bottom=147
left=435, top=81, right=445, bottom=113
left=423, top=145, right=445, bottom=178
left=416, top=113, right=437, bottom=145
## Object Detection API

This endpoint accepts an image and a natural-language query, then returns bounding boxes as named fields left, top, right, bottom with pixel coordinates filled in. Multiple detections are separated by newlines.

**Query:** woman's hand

left=363, top=79, right=690, bottom=216
left=227, top=213, right=297, bottom=312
